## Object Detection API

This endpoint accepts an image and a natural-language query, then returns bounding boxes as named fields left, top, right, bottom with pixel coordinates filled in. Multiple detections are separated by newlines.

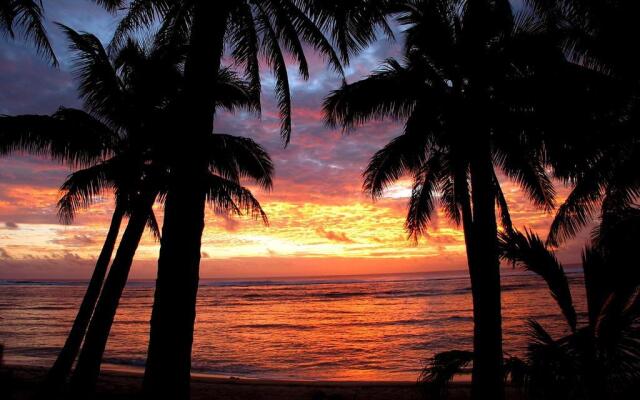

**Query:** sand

left=0, top=365, right=525, bottom=399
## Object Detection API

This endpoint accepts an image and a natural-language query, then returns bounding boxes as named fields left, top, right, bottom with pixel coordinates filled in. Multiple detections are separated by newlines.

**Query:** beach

left=1, top=365, right=423, bottom=399
left=1, top=365, right=531, bottom=400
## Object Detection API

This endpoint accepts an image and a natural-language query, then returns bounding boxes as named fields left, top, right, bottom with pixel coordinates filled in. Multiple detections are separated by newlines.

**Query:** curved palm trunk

left=468, top=143, right=504, bottom=400
left=38, top=204, right=124, bottom=396
left=143, top=3, right=229, bottom=399
left=69, top=193, right=156, bottom=396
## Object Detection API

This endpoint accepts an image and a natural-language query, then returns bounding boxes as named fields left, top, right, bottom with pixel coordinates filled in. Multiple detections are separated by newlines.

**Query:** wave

left=233, top=323, right=314, bottom=331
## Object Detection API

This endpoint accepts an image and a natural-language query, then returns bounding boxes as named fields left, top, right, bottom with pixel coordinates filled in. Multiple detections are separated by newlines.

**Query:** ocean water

left=0, top=269, right=585, bottom=381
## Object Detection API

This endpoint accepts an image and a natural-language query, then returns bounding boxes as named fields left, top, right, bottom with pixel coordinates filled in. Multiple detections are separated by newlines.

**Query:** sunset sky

left=0, top=0, right=587, bottom=279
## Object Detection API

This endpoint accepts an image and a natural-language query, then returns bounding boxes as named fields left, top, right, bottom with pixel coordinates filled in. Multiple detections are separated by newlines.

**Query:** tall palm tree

left=58, top=26, right=272, bottom=398
left=98, top=1, right=393, bottom=397
left=323, top=0, right=591, bottom=397
left=0, top=107, right=123, bottom=394
left=0, top=0, right=57, bottom=65
left=4, top=23, right=273, bottom=397
left=47, top=143, right=161, bottom=399
left=68, top=132, right=273, bottom=397
left=0, top=24, right=177, bottom=394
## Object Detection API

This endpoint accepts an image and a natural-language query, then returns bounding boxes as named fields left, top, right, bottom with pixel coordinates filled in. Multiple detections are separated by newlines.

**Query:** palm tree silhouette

left=0, top=106, right=122, bottom=393
left=0, top=25, right=176, bottom=395
left=2, top=24, right=272, bottom=397
left=420, top=220, right=640, bottom=400
left=499, top=225, right=640, bottom=400
left=323, top=1, right=588, bottom=397
left=518, top=1, right=640, bottom=247
left=99, top=1, right=393, bottom=396
left=0, top=0, right=57, bottom=65
left=60, top=29, right=273, bottom=397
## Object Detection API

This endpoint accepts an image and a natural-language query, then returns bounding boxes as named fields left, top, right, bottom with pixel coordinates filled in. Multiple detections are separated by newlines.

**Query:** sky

left=0, top=0, right=587, bottom=279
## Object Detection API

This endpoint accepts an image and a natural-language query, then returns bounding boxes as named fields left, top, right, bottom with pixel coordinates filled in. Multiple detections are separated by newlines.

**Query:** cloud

left=4, top=221, right=19, bottom=230
left=267, top=248, right=278, bottom=256
left=51, top=234, right=95, bottom=246
left=316, top=227, right=355, bottom=243
left=0, top=247, right=13, bottom=259
left=221, top=214, right=240, bottom=232
left=61, top=251, right=84, bottom=263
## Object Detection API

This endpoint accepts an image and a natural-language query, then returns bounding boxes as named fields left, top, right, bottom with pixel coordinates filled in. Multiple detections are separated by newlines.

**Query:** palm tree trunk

left=143, top=3, right=230, bottom=399
left=69, top=193, right=156, bottom=396
left=38, top=204, right=124, bottom=396
left=468, top=143, right=504, bottom=400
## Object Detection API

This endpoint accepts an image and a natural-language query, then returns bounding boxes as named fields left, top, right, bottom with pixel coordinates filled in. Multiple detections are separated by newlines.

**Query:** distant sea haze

left=0, top=269, right=584, bottom=381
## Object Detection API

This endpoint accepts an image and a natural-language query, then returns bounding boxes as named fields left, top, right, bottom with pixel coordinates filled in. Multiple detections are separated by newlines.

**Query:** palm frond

left=324, top=59, right=418, bottom=131
left=494, top=170, right=513, bottom=232
left=547, top=169, right=605, bottom=246
left=272, top=0, right=344, bottom=75
left=419, top=350, right=473, bottom=400
left=405, top=154, right=443, bottom=242
left=109, top=0, right=172, bottom=51
left=206, top=173, right=268, bottom=225
left=208, top=134, right=274, bottom=190
left=57, top=161, right=115, bottom=224
left=0, top=107, right=117, bottom=166
left=494, top=147, right=556, bottom=212
left=228, top=2, right=262, bottom=99
left=362, top=128, right=430, bottom=199
left=57, top=24, right=125, bottom=125
left=499, top=228, right=577, bottom=331
left=256, top=8, right=292, bottom=144
left=93, top=0, right=125, bottom=13
left=302, top=0, right=394, bottom=63
left=215, top=68, right=260, bottom=114
left=0, top=0, right=57, bottom=66
left=146, top=208, right=161, bottom=241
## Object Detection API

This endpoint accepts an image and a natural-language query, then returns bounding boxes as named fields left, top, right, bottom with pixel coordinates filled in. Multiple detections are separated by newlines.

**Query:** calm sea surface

left=0, top=270, right=585, bottom=381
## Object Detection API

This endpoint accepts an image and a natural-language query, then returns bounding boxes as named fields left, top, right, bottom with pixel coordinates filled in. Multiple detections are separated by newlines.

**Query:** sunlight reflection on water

left=0, top=270, right=585, bottom=381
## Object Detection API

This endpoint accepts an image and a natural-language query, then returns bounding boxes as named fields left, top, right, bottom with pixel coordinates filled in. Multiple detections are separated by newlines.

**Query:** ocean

left=0, top=269, right=584, bottom=381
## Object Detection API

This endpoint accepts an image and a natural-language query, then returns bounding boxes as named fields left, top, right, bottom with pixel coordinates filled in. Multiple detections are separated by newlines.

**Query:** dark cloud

left=4, top=221, right=19, bottom=230
left=61, top=251, right=85, bottom=263
left=316, top=227, right=354, bottom=243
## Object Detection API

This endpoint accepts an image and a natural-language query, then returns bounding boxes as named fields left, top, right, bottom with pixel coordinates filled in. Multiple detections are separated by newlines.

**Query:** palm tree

left=420, top=222, right=640, bottom=400
left=0, top=107, right=123, bottom=394
left=4, top=23, right=273, bottom=397
left=499, top=227, right=640, bottom=400
left=0, top=0, right=57, bottom=65
left=98, top=1, right=393, bottom=397
left=322, top=1, right=590, bottom=397
left=57, top=26, right=272, bottom=398
left=515, top=0, right=640, bottom=247
left=0, top=24, right=176, bottom=394
left=68, top=132, right=273, bottom=397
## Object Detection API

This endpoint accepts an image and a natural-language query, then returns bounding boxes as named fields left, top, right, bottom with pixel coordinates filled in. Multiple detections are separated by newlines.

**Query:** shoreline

left=1, top=364, right=525, bottom=400
left=1, top=364, right=428, bottom=400
left=3, top=360, right=430, bottom=384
